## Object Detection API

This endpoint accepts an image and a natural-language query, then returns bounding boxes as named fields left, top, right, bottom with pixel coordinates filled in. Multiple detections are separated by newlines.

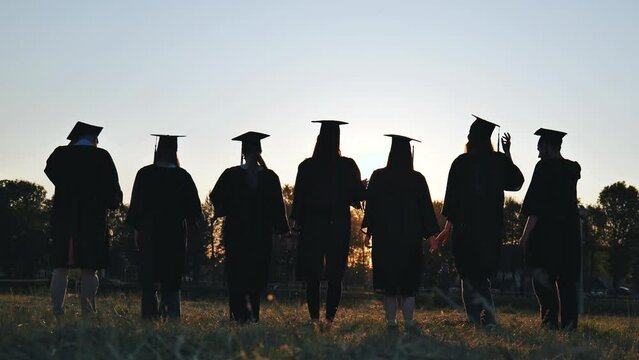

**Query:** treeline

left=1, top=179, right=638, bottom=292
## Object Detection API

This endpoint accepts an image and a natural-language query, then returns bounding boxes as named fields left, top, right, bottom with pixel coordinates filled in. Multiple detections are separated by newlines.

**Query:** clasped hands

left=364, top=233, right=441, bottom=253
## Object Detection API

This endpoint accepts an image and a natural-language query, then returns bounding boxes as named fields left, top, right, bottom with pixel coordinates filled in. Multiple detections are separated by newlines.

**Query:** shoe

left=52, top=308, right=64, bottom=316
left=484, top=323, right=498, bottom=332
left=386, top=319, right=399, bottom=332
left=404, top=320, right=420, bottom=334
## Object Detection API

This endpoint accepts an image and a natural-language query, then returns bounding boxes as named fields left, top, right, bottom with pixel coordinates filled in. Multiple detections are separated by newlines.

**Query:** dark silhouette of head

left=242, top=142, right=263, bottom=168
left=67, top=121, right=102, bottom=146
left=152, top=135, right=183, bottom=167
left=232, top=131, right=269, bottom=168
left=466, top=115, right=497, bottom=154
left=385, top=134, right=417, bottom=171
left=312, top=120, right=346, bottom=160
left=535, top=128, right=565, bottom=159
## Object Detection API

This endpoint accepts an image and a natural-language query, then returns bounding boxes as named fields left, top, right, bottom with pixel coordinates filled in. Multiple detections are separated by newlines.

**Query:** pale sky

left=1, top=1, right=638, bottom=205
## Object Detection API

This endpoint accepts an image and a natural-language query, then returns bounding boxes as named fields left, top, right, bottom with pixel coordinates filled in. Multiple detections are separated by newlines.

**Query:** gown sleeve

left=101, top=150, right=123, bottom=210
left=290, top=161, right=307, bottom=224
left=126, top=169, right=146, bottom=229
left=360, top=170, right=378, bottom=234
left=521, top=161, right=546, bottom=216
left=501, top=154, right=525, bottom=192
left=210, top=168, right=233, bottom=218
left=442, top=158, right=462, bottom=223
left=44, top=147, right=64, bottom=186
left=419, top=174, right=441, bottom=238
left=182, top=171, right=203, bottom=222
left=349, top=158, right=366, bottom=205
left=269, top=171, right=290, bottom=234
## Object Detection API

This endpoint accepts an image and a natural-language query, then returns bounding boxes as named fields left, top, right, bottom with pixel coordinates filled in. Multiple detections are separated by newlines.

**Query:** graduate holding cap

left=126, top=134, right=203, bottom=320
left=45, top=121, right=123, bottom=316
left=291, top=120, right=367, bottom=327
left=210, top=132, right=289, bottom=323
left=434, top=115, right=524, bottom=328
left=361, top=134, right=440, bottom=329
left=520, top=128, right=581, bottom=330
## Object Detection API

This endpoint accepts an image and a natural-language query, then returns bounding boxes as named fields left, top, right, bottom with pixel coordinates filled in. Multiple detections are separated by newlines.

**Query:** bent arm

left=502, top=156, right=525, bottom=192
left=210, top=169, right=232, bottom=219
left=272, top=173, right=290, bottom=234
left=420, top=175, right=441, bottom=238
left=103, top=152, right=123, bottom=209
left=290, top=163, right=306, bottom=226
left=520, top=216, right=538, bottom=247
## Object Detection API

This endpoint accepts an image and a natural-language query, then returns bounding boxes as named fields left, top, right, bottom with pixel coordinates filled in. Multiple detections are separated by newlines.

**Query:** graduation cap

left=151, top=134, right=185, bottom=153
left=312, top=120, right=348, bottom=138
left=534, top=128, right=567, bottom=146
left=384, top=134, right=421, bottom=144
left=232, top=131, right=270, bottom=154
left=470, top=114, right=499, bottom=137
left=67, top=121, right=103, bottom=141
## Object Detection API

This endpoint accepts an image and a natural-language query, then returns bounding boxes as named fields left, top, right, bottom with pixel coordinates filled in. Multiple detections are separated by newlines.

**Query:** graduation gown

left=522, top=159, right=581, bottom=278
left=442, top=152, right=524, bottom=279
left=45, top=145, right=122, bottom=269
left=291, top=157, right=366, bottom=281
left=126, top=165, right=202, bottom=290
left=362, top=168, right=440, bottom=295
left=210, top=166, right=289, bottom=293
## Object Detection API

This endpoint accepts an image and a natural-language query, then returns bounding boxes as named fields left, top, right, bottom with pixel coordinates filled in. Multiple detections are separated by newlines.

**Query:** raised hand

left=501, top=132, right=512, bottom=156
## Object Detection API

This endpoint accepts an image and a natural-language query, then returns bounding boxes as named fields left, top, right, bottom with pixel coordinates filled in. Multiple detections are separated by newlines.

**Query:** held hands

left=429, top=233, right=443, bottom=253
left=286, top=219, right=301, bottom=250
left=425, top=235, right=437, bottom=254
left=285, top=231, right=298, bottom=250
left=290, top=219, right=301, bottom=233
left=364, top=233, right=372, bottom=248
left=501, top=132, right=512, bottom=157
left=133, top=230, right=140, bottom=252
left=430, top=223, right=452, bottom=253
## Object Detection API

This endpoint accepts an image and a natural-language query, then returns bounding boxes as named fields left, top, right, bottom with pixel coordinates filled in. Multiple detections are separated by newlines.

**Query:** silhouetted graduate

left=210, top=131, right=289, bottom=323
left=520, top=128, right=581, bottom=330
left=291, top=120, right=366, bottom=325
left=45, top=121, right=123, bottom=315
left=361, top=134, right=440, bottom=328
left=126, top=134, right=203, bottom=320
left=435, top=115, right=524, bottom=328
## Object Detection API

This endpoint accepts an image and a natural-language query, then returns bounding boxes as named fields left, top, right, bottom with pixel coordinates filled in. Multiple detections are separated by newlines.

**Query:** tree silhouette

left=589, top=182, right=639, bottom=292
left=344, top=207, right=371, bottom=287
left=0, top=180, right=50, bottom=278
left=503, top=197, right=526, bottom=245
left=106, top=204, right=136, bottom=281
left=202, top=196, right=225, bottom=283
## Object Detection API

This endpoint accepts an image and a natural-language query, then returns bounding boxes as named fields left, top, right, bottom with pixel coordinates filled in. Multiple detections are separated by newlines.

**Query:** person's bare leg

left=400, top=296, right=416, bottom=327
left=80, top=269, right=99, bottom=315
left=51, top=268, right=70, bottom=315
left=383, top=295, right=399, bottom=327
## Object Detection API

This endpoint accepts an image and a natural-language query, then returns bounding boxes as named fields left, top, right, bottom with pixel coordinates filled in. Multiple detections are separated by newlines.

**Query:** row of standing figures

left=45, top=117, right=581, bottom=331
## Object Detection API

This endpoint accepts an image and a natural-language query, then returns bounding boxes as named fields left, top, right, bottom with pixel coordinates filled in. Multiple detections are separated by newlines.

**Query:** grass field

left=1, top=292, right=638, bottom=360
